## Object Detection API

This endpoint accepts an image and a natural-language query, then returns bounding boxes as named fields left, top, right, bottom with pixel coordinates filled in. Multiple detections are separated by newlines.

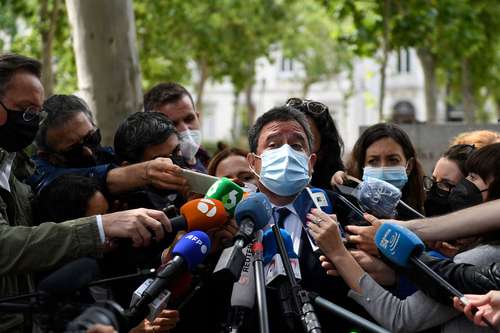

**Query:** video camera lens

left=66, top=301, right=125, bottom=332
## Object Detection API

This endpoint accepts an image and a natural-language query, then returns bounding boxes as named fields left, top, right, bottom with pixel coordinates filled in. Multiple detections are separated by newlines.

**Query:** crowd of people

left=1, top=52, right=500, bottom=333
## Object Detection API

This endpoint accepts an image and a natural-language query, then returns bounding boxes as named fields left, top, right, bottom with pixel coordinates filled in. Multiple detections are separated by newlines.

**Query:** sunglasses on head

left=286, top=97, right=327, bottom=115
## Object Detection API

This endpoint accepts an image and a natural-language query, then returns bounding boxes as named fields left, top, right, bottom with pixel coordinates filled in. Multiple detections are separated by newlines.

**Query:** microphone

left=375, top=223, right=496, bottom=330
left=127, top=231, right=211, bottom=327
left=358, top=177, right=424, bottom=218
left=38, top=257, right=100, bottom=298
left=262, top=228, right=302, bottom=331
left=205, top=177, right=244, bottom=216
left=263, top=228, right=301, bottom=285
left=270, top=225, right=321, bottom=333
left=170, top=198, right=228, bottom=234
left=225, top=244, right=256, bottom=332
left=214, top=192, right=272, bottom=282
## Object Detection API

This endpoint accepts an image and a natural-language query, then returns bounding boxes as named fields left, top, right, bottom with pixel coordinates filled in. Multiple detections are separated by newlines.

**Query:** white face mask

left=179, top=129, right=202, bottom=162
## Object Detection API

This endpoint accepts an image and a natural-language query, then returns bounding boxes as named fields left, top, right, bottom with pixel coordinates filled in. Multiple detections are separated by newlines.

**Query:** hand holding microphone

left=306, top=209, right=345, bottom=259
left=453, top=291, right=500, bottom=329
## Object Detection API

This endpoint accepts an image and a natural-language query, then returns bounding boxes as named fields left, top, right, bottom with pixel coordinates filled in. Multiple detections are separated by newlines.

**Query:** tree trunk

left=378, top=0, right=390, bottom=122
left=301, top=79, right=313, bottom=98
left=65, top=0, right=142, bottom=145
left=417, top=48, right=438, bottom=123
left=461, top=58, right=476, bottom=124
left=40, top=0, right=60, bottom=97
left=245, top=82, right=256, bottom=129
left=231, top=89, right=240, bottom=143
left=195, top=59, right=209, bottom=118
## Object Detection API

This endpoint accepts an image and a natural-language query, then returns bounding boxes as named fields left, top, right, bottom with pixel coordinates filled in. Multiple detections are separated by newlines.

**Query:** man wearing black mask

left=0, top=54, right=173, bottom=332
left=27, top=94, right=189, bottom=196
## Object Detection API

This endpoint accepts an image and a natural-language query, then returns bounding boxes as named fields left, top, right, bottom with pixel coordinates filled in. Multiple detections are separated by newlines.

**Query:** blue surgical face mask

left=362, top=166, right=408, bottom=189
left=252, top=144, right=311, bottom=196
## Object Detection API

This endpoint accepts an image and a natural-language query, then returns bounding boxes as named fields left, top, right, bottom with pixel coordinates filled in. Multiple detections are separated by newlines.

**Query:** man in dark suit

left=246, top=105, right=368, bottom=332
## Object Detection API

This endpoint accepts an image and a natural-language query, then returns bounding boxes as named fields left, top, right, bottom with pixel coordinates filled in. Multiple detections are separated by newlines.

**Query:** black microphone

left=38, top=257, right=100, bottom=298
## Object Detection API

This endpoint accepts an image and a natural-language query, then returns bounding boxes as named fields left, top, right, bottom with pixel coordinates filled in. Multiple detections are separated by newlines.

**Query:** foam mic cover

left=357, top=177, right=401, bottom=217
left=172, top=230, right=211, bottom=270
left=177, top=198, right=228, bottom=232
left=262, top=228, right=296, bottom=265
left=205, top=177, right=244, bottom=216
left=234, top=192, right=272, bottom=232
left=375, top=223, right=425, bottom=267
left=38, top=257, right=99, bottom=297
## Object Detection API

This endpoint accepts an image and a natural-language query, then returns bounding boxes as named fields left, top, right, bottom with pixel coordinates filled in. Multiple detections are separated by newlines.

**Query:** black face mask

left=449, top=178, right=486, bottom=211
left=0, top=110, right=40, bottom=152
left=424, top=184, right=452, bottom=217
left=59, top=129, right=102, bottom=168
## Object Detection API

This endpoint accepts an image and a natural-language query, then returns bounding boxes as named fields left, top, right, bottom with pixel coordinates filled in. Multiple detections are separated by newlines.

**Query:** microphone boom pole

left=271, top=225, right=321, bottom=333
left=252, top=231, right=270, bottom=333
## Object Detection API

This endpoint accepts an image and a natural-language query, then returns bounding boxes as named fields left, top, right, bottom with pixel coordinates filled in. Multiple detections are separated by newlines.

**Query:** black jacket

left=405, top=252, right=500, bottom=306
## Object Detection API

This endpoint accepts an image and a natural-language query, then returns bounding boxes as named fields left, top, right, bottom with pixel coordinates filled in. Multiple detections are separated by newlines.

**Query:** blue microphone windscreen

left=310, top=188, right=333, bottom=214
left=38, top=257, right=99, bottom=296
left=358, top=177, right=401, bottom=217
left=235, top=192, right=272, bottom=230
left=375, top=223, right=425, bottom=267
left=262, top=228, right=297, bottom=265
left=172, top=231, right=211, bottom=270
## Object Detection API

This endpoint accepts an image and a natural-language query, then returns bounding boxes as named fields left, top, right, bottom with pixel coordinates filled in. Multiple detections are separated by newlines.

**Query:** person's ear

left=406, top=157, right=414, bottom=175
left=309, top=153, right=317, bottom=174
left=247, top=153, right=256, bottom=170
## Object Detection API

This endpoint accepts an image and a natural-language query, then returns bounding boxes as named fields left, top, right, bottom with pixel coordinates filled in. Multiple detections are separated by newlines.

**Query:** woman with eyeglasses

left=285, top=97, right=345, bottom=190
left=424, top=144, right=475, bottom=217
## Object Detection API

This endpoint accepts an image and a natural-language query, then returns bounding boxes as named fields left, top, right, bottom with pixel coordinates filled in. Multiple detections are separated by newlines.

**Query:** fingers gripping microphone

left=214, top=192, right=272, bottom=282
left=375, top=223, right=496, bottom=329
left=170, top=198, right=228, bottom=233
left=127, top=231, right=211, bottom=327
left=205, top=177, right=244, bottom=216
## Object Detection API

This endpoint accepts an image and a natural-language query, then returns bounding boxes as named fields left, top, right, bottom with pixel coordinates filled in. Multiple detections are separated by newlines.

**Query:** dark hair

left=0, top=53, right=41, bottom=97
left=348, top=123, right=425, bottom=212
left=114, top=112, right=177, bottom=163
left=465, top=142, right=500, bottom=201
left=207, top=147, right=249, bottom=176
left=35, top=94, right=94, bottom=151
left=143, top=82, right=195, bottom=112
left=248, top=106, right=313, bottom=153
left=37, top=174, right=103, bottom=223
left=291, top=100, right=344, bottom=188
left=442, top=144, right=475, bottom=176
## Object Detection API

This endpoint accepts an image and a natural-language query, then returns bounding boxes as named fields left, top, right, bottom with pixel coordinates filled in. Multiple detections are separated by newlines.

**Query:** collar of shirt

left=0, top=152, right=15, bottom=192
left=267, top=202, right=302, bottom=255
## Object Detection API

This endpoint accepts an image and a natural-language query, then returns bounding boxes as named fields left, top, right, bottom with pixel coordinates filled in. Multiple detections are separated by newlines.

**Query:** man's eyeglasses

left=61, top=128, right=102, bottom=154
left=0, top=100, right=44, bottom=122
left=286, top=97, right=327, bottom=115
left=423, top=176, right=455, bottom=195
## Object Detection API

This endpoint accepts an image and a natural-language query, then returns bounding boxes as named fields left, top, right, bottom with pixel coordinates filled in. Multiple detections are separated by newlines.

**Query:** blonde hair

left=451, top=130, right=500, bottom=149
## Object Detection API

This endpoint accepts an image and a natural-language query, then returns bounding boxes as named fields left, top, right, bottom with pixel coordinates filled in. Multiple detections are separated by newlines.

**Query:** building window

left=280, top=57, right=294, bottom=72
left=396, top=48, right=411, bottom=73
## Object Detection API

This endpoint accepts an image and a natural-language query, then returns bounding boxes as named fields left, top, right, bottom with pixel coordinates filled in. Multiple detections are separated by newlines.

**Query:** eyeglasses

left=0, top=99, right=44, bottom=122
left=423, top=176, right=455, bottom=195
left=286, top=97, right=327, bottom=115
left=61, top=128, right=102, bottom=154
